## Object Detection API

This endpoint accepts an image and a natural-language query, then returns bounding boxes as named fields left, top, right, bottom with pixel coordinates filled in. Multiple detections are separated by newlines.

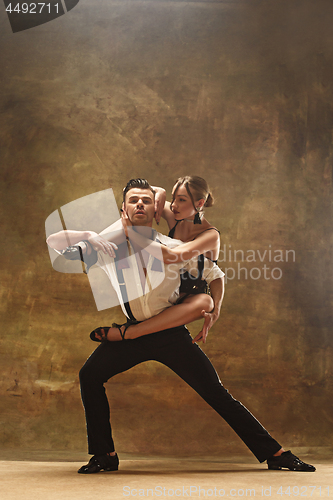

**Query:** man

left=47, top=179, right=315, bottom=474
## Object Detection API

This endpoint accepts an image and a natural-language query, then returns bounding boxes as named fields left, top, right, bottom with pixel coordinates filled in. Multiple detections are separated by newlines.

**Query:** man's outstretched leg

left=153, top=326, right=315, bottom=471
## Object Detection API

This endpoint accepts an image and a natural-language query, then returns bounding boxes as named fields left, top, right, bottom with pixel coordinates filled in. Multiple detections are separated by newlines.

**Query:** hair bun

left=204, top=192, right=214, bottom=208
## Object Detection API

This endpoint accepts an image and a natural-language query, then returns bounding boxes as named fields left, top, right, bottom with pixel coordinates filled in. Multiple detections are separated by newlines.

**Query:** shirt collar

left=115, top=232, right=163, bottom=273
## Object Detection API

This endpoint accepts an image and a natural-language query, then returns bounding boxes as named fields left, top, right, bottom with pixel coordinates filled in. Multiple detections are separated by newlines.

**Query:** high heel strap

left=111, top=322, right=131, bottom=340
left=112, top=320, right=140, bottom=340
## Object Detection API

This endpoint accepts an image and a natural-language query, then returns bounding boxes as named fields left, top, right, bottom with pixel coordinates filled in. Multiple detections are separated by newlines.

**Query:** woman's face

left=170, top=183, right=198, bottom=220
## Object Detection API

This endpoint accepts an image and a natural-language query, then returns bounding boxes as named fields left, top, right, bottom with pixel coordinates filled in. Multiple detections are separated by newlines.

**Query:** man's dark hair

left=123, top=178, right=155, bottom=203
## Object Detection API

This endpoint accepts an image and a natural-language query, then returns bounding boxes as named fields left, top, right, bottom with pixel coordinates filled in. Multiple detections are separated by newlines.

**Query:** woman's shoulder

left=193, top=220, right=220, bottom=239
left=201, top=225, right=220, bottom=235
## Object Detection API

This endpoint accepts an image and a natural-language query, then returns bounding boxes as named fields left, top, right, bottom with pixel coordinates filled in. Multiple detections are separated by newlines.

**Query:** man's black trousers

left=79, top=326, right=281, bottom=462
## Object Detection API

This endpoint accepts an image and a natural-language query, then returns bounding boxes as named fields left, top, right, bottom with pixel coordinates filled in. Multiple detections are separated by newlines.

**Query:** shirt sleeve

left=62, top=242, right=98, bottom=273
left=202, top=259, right=224, bottom=283
left=182, top=255, right=224, bottom=284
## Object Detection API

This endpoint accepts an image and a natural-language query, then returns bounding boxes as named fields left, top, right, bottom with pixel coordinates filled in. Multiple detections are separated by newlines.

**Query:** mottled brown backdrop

left=0, top=0, right=332, bottom=459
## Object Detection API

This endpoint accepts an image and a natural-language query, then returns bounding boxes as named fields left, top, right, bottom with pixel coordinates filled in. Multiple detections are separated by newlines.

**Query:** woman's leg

left=104, top=294, right=214, bottom=341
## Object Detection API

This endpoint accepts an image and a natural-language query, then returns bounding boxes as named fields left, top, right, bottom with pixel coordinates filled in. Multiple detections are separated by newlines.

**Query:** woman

left=93, top=176, right=224, bottom=343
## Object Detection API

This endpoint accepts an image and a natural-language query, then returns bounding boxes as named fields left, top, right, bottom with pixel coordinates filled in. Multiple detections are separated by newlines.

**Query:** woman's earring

left=194, top=209, right=202, bottom=224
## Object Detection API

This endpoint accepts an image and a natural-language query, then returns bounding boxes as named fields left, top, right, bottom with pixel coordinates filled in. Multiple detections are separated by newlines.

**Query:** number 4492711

left=6, top=3, right=60, bottom=14
left=277, top=486, right=329, bottom=496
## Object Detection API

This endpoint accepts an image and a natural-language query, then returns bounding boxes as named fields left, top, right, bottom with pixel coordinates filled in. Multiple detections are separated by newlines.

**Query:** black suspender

left=114, top=261, right=137, bottom=322
left=114, top=241, right=138, bottom=322
left=197, top=253, right=204, bottom=280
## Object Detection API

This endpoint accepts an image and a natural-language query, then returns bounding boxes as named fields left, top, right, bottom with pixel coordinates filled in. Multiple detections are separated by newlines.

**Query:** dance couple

left=47, top=176, right=315, bottom=473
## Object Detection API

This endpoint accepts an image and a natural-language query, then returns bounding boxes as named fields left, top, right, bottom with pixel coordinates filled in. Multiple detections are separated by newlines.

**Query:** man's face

left=124, top=188, right=155, bottom=226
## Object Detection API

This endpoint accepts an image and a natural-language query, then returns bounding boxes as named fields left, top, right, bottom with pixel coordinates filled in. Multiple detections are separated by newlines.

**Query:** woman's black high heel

left=89, top=321, right=135, bottom=342
left=90, top=327, right=111, bottom=342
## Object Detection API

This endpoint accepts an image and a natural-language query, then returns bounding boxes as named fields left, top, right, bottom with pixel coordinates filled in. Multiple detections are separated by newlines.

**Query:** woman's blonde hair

left=173, top=176, right=214, bottom=209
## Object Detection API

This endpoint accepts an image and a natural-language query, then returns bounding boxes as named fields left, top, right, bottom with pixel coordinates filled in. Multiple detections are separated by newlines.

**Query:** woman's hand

left=121, top=203, right=133, bottom=239
left=192, top=310, right=219, bottom=344
left=153, top=187, right=166, bottom=224
left=86, top=231, right=118, bottom=257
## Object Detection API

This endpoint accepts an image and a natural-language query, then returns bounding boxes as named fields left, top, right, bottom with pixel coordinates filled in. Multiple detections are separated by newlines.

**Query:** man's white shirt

left=96, top=230, right=224, bottom=321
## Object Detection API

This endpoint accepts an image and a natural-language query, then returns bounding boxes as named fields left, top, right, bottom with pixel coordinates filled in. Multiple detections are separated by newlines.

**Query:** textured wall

left=0, top=0, right=332, bottom=458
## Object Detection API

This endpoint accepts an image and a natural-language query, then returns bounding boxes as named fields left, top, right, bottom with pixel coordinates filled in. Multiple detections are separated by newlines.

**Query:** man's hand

left=192, top=310, right=219, bottom=344
left=86, top=231, right=118, bottom=257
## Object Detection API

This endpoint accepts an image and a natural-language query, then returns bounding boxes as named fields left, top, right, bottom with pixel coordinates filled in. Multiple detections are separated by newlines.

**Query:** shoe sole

left=268, top=465, right=315, bottom=471
left=78, top=466, right=118, bottom=474
left=78, top=461, right=119, bottom=474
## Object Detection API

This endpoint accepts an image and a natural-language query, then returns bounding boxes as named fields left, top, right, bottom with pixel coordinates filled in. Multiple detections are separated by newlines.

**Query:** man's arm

left=46, top=230, right=96, bottom=252
left=46, top=219, right=125, bottom=255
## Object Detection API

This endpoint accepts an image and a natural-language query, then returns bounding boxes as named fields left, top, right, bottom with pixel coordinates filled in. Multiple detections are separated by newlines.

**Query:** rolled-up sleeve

left=182, top=256, right=224, bottom=285
left=201, top=260, right=224, bottom=284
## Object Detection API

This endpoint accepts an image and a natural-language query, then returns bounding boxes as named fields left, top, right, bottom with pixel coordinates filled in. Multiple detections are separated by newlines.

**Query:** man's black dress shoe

left=267, top=451, right=315, bottom=471
left=78, top=453, right=119, bottom=474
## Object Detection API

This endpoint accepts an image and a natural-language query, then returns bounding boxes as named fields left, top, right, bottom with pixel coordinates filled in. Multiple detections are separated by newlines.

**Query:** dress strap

left=188, top=226, right=220, bottom=242
left=199, top=227, right=220, bottom=235
left=168, top=220, right=181, bottom=238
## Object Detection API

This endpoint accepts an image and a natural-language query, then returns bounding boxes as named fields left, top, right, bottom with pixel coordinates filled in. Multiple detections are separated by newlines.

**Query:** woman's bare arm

left=209, top=276, right=224, bottom=319
left=161, top=201, right=176, bottom=229
left=127, top=224, right=220, bottom=263
left=192, top=276, right=224, bottom=344
left=152, top=186, right=176, bottom=229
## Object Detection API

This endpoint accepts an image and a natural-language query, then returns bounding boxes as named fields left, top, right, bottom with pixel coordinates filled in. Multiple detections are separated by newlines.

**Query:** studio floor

left=1, top=454, right=332, bottom=500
